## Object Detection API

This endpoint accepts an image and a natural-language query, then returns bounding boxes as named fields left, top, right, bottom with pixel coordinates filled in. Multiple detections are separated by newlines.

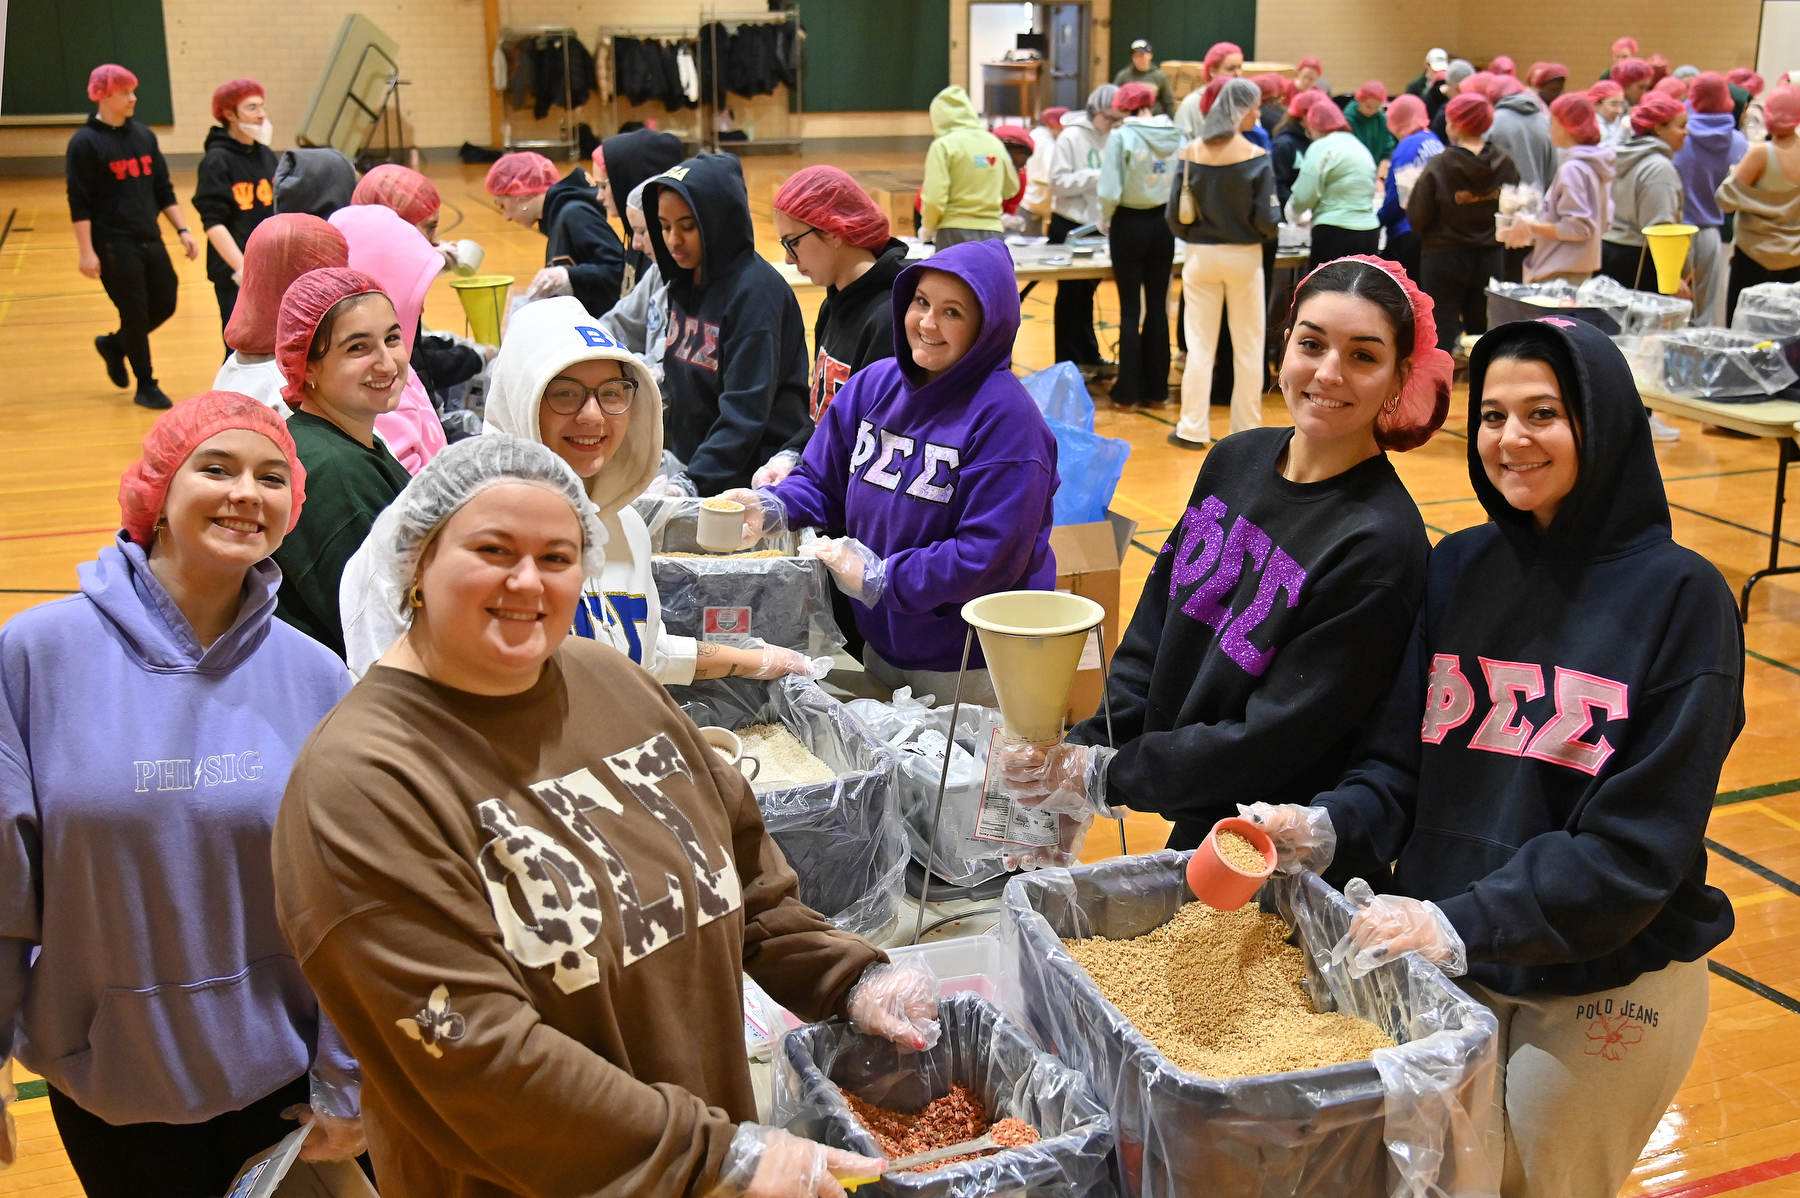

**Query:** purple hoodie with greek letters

left=770, top=238, right=1058, bottom=672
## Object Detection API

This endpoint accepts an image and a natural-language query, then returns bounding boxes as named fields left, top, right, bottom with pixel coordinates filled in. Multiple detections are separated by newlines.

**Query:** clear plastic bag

left=772, top=993, right=1118, bottom=1197
left=1637, top=328, right=1798, bottom=399
left=1574, top=274, right=1693, bottom=335
left=676, top=677, right=907, bottom=940
left=999, top=853, right=1498, bottom=1198
left=1731, top=281, right=1800, bottom=337
left=1021, top=361, right=1096, bottom=432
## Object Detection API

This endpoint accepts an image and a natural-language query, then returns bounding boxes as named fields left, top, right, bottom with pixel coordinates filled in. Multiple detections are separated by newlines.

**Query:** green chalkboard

left=2, top=0, right=174, bottom=124
left=1108, top=0, right=1256, bottom=78
left=803, top=0, right=951, bottom=113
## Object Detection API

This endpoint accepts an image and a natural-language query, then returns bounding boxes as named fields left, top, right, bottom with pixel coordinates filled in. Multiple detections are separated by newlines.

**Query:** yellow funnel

left=449, top=274, right=514, bottom=345
left=963, top=590, right=1106, bottom=745
left=1642, top=224, right=1697, bottom=296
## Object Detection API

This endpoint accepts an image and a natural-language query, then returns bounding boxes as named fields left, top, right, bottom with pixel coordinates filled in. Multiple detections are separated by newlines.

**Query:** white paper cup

left=696, top=498, right=746, bottom=553
left=697, top=726, right=760, bottom=780
left=450, top=239, right=485, bottom=277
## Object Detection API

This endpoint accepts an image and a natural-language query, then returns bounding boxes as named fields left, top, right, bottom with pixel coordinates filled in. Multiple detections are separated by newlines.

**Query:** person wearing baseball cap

left=1406, top=47, right=1451, bottom=102
left=1113, top=38, right=1175, bottom=117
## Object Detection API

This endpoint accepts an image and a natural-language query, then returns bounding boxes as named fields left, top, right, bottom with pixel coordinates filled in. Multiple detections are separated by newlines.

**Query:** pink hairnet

left=1689, top=72, right=1733, bottom=113
left=211, top=79, right=263, bottom=124
left=1489, top=56, right=1516, bottom=77
left=1486, top=75, right=1528, bottom=100
left=1766, top=85, right=1800, bottom=135
left=1588, top=80, right=1625, bottom=103
left=1531, top=62, right=1568, bottom=87
left=1551, top=93, right=1602, bottom=145
left=1647, top=54, right=1671, bottom=84
left=1446, top=93, right=1495, bottom=136
left=1253, top=73, right=1285, bottom=101
left=773, top=165, right=893, bottom=251
left=1611, top=58, right=1653, bottom=89
left=1203, top=42, right=1243, bottom=78
left=1305, top=98, right=1350, bottom=134
left=484, top=151, right=560, bottom=197
left=1354, top=80, right=1388, bottom=104
left=87, top=65, right=137, bottom=102
left=1727, top=68, right=1764, bottom=96
left=1041, top=106, right=1069, bottom=130
left=1115, top=81, right=1158, bottom=112
left=276, top=267, right=388, bottom=405
left=1652, top=76, right=1687, bottom=100
left=1386, top=94, right=1429, bottom=138
left=1462, top=71, right=1495, bottom=96
left=1612, top=37, right=1639, bottom=56
left=992, top=124, right=1035, bottom=152
left=1288, top=88, right=1328, bottom=119
left=352, top=164, right=442, bottom=228
left=1200, top=76, right=1228, bottom=114
left=225, top=214, right=349, bottom=357
left=119, top=391, right=307, bottom=548
left=1630, top=91, right=1686, bottom=135
left=1297, top=56, right=1324, bottom=74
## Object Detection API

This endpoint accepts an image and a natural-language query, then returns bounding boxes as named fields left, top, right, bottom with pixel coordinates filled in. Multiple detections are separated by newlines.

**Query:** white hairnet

left=1086, top=83, right=1120, bottom=116
left=1447, top=60, right=1475, bottom=90
left=626, top=179, right=650, bottom=214
left=1203, top=77, right=1264, bottom=140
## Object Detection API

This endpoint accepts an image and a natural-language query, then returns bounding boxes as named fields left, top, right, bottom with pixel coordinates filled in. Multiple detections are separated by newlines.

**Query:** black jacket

left=643, top=153, right=809, bottom=494
left=65, top=116, right=175, bottom=242
left=1269, top=125, right=1310, bottom=204
left=600, top=128, right=686, bottom=296
left=193, top=126, right=277, bottom=284
left=781, top=239, right=911, bottom=456
left=540, top=168, right=625, bottom=318
left=1069, top=427, right=1430, bottom=850
left=1407, top=142, right=1520, bottom=253
left=1316, top=319, right=1742, bottom=997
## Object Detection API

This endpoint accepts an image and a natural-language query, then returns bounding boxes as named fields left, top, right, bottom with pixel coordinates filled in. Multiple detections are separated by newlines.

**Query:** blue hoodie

left=1381, top=128, right=1446, bottom=236
left=1673, top=109, right=1748, bottom=229
left=770, top=239, right=1059, bottom=672
left=0, top=536, right=357, bottom=1124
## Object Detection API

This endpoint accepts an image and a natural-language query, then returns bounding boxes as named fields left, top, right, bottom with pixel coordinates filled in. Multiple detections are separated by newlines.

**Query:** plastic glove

left=231, top=268, right=243, bottom=286
left=1004, top=812, right=1094, bottom=872
left=1237, top=802, right=1336, bottom=874
left=525, top=265, right=574, bottom=300
left=717, top=487, right=788, bottom=549
left=737, top=637, right=833, bottom=680
left=752, top=449, right=802, bottom=489
left=0, top=1060, right=16, bottom=1170
left=846, top=957, right=941, bottom=1052
left=1499, top=219, right=1536, bottom=249
left=715, top=1123, right=886, bottom=1198
left=665, top=472, right=698, bottom=497
left=800, top=536, right=886, bottom=606
left=281, top=1101, right=368, bottom=1162
left=1331, top=877, right=1468, bottom=979
left=995, top=736, right=1115, bottom=817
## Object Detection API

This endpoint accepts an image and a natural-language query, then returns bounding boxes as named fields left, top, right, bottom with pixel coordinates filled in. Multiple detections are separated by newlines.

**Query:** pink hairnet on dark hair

left=1297, top=56, right=1324, bottom=73
left=118, top=392, right=307, bottom=548
left=1253, top=73, right=1285, bottom=101
left=773, top=165, right=893, bottom=250
left=1200, top=76, right=1228, bottom=114
left=484, top=151, right=560, bottom=197
left=1305, top=97, right=1350, bottom=133
left=87, top=64, right=138, bottom=102
left=1767, top=85, right=1800, bottom=135
left=1041, top=106, right=1069, bottom=129
left=210, top=78, right=263, bottom=124
left=1488, top=56, right=1516, bottom=77
left=1354, top=79, right=1388, bottom=104
left=1727, top=68, right=1764, bottom=96
left=1551, top=93, right=1603, bottom=145
left=1611, top=58, right=1654, bottom=89
left=1486, top=75, right=1527, bottom=100
left=1386, top=94, right=1429, bottom=138
left=275, top=267, right=388, bottom=405
left=1612, top=36, right=1639, bottom=56
left=992, top=124, right=1035, bottom=152
left=1652, top=76, right=1687, bottom=100
left=1589, top=80, right=1625, bottom=103
left=1289, top=88, right=1328, bottom=120
left=1647, top=54, right=1671, bottom=84
left=225, top=214, right=350, bottom=357
left=1630, top=91, right=1686, bottom=135
left=1531, top=62, right=1568, bottom=87
left=353, top=164, right=443, bottom=228
left=1462, top=71, right=1495, bottom=96
left=1114, top=81, right=1158, bottom=112
left=1445, top=93, right=1495, bottom=136
left=1689, top=72, right=1734, bottom=113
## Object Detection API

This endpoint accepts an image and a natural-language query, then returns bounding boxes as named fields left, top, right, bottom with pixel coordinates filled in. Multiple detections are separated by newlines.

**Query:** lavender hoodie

left=771, top=239, right=1058, bottom=672
left=1674, top=110, right=1748, bottom=229
left=1525, top=143, right=1617, bottom=282
left=0, top=536, right=357, bottom=1124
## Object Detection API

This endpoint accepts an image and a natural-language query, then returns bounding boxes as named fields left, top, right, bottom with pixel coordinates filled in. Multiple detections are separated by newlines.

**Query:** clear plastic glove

left=846, top=957, right=941, bottom=1052
left=995, top=736, right=1115, bottom=817
left=752, top=449, right=802, bottom=489
left=1331, top=877, right=1468, bottom=979
left=1003, top=813, right=1094, bottom=872
left=1499, top=219, right=1536, bottom=249
left=665, top=472, right=698, bottom=497
left=715, top=1123, right=886, bottom=1198
left=800, top=535, right=886, bottom=606
left=525, top=265, right=574, bottom=300
left=717, top=487, right=788, bottom=549
left=736, top=637, right=832, bottom=680
left=282, top=1105, right=368, bottom=1162
left=1237, top=802, right=1336, bottom=875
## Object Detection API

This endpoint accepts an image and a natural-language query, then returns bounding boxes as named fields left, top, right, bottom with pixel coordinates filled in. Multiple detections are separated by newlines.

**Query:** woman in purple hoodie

left=1674, top=73, right=1749, bottom=325
left=1511, top=94, right=1617, bottom=284
left=722, top=238, right=1058, bottom=705
left=0, top=393, right=362, bottom=1195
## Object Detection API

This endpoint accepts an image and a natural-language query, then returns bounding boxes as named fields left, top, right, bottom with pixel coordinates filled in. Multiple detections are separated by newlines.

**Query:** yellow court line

left=1731, top=888, right=1792, bottom=908
left=1711, top=801, right=1800, bottom=835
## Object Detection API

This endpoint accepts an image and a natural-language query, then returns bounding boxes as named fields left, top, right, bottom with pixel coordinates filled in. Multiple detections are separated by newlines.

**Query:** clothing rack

left=599, top=24, right=703, bottom=141
left=699, top=7, right=802, bottom=154
left=499, top=24, right=581, bottom=158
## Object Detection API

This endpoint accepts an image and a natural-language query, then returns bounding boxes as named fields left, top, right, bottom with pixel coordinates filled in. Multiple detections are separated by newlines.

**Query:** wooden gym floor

left=0, top=154, right=1796, bottom=1196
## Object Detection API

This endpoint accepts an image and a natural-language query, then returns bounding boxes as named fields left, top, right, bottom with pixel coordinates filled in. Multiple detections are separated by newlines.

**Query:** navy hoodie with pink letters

left=770, top=238, right=1058, bottom=672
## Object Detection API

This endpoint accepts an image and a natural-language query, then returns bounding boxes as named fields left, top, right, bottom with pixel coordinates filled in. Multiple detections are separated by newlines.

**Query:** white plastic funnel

left=962, top=590, right=1106, bottom=745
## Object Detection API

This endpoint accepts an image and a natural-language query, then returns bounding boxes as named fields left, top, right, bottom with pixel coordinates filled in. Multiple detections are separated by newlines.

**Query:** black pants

left=214, top=280, right=239, bottom=332
left=1305, top=224, right=1380, bottom=276
left=1502, top=244, right=1531, bottom=284
left=49, top=1074, right=309, bottom=1198
left=1421, top=244, right=1504, bottom=353
left=1380, top=229, right=1422, bottom=284
left=1049, top=213, right=1102, bottom=364
left=1107, top=205, right=1174, bottom=403
left=97, top=237, right=179, bottom=386
left=1599, top=239, right=1655, bottom=291
left=1727, top=250, right=1800, bottom=327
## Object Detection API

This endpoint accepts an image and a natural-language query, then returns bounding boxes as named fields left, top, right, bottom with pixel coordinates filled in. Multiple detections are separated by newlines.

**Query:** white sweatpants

left=1178, top=242, right=1265, bottom=443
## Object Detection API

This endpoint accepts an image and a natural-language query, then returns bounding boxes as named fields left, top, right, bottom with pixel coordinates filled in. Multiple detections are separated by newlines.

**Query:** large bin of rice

left=1000, top=853, right=1497, bottom=1198
left=676, top=676, right=907, bottom=940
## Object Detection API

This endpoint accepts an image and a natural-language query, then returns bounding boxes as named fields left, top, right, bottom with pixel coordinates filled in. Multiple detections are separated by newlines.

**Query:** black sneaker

left=133, top=381, right=173, bottom=410
left=95, top=334, right=128, bottom=388
left=1167, top=430, right=1209, bottom=450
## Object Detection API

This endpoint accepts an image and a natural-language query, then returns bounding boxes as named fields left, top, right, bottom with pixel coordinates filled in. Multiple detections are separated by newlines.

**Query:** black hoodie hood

left=203, top=125, right=263, bottom=156
left=641, top=152, right=757, bottom=300
left=1468, top=317, right=1671, bottom=561
left=599, top=128, right=685, bottom=216
left=537, top=167, right=626, bottom=317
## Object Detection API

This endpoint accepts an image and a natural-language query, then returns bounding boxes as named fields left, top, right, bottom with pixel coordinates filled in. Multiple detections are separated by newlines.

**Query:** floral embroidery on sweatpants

left=1584, top=1012, right=1644, bottom=1061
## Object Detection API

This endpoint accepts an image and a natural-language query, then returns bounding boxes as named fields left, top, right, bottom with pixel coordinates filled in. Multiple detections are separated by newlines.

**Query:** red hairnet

left=210, top=79, right=263, bottom=124
left=1487, top=75, right=1528, bottom=100
left=119, top=391, right=307, bottom=549
left=1041, top=106, right=1069, bottom=129
left=1764, top=85, right=1800, bottom=135
left=484, top=151, right=560, bottom=197
left=1652, top=76, right=1687, bottom=100
left=1589, top=80, right=1624, bottom=103
left=87, top=65, right=137, bottom=102
left=1387, top=94, right=1429, bottom=138
left=1305, top=99, right=1350, bottom=134
left=1612, top=37, right=1639, bottom=56
left=1551, top=93, right=1602, bottom=145
left=1288, top=87, right=1328, bottom=119
left=1647, top=54, right=1670, bottom=84
left=1203, top=42, right=1243, bottom=78
left=1252, top=73, right=1285, bottom=101
left=1630, top=91, right=1686, bottom=135
left=992, top=125, right=1035, bottom=151
left=1462, top=71, right=1494, bottom=96
left=1727, top=68, right=1764, bottom=95
left=1531, top=62, right=1568, bottom=87
left=1115, top=81, right=1158, bottom=112
left=773, top=165, right=892, bottom=251
left=1354, top=79, right=1388, bottom=104
left=225, top=214, right=349, bottom=357
left=276, top=268, right=388, bottom=405
left=353, top=164, right=442, bottom=228
left=1488, top=56, right=1516, bottom=77
left=1200, top=76, right=1228, bottom=115
left=1611, top=58, right=1653, bottom=88
left=1445, top=93, right=1495, bottom=136
left=1688, top=72, right=1733, bottom=113
left=1297, top=56, right=1324, bottom=73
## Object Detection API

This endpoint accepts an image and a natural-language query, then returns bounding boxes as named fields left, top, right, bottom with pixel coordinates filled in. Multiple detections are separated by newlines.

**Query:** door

left=1046, top=4, right=1089, bottom=111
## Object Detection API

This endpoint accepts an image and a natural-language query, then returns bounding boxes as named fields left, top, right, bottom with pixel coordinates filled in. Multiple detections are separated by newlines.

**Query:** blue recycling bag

left=1022, top=361, right=1095, bottom=432
left=1047, top=417, right=1131, bottom=526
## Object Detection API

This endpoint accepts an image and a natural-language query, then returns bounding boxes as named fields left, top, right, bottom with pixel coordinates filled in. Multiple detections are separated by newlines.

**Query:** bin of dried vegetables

left=1000, top=853, right=1498, bottom=1198
left=773, top=993, right=1116, bottom=1197
left=675, top=676, right=907, bottom=940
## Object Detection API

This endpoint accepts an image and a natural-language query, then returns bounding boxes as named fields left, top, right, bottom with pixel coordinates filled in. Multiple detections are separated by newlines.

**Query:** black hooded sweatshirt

left=540, top=167, right=625, bottom=319
left=192, top=126, right=278, bottom=284
left=65, top=116, right=175, bottom=242
left=1407, top=141, right=1520, bottom=254
left=780, top=239, right=911, bottom=456
left=643, top=153, right=809, bottom=494
left=1068, top=426, right=1431, bottom=851
left=1269, top=124, right=1310, bottom=204
left=1315, top=319, right=1743, bottom=998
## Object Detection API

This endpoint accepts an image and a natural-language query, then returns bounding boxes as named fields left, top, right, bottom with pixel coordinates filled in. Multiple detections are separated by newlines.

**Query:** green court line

left=1746, top=647, right=1800, bottom=678
left=1667, top=501, right=1800, bottom=550
left=16, top=1079, right=44, bottom=1101
left=1416, top=496, right=1479, bottom=507
left=1715, top=777, right=1800, bottom=806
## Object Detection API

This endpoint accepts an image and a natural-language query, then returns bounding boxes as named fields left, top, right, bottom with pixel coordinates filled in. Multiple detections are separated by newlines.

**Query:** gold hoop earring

left=407, top=584, right=424, bottom=609
left=1383, top=395, right=1401, bottom=414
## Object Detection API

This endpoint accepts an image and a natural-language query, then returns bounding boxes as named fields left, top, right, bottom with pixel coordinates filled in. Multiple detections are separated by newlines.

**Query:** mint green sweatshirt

left=921, top=86, right=1020, bottom=235
left=1288, top=130, right=1380, bottom=231
left=1099, top=114, right=1183, bottom=220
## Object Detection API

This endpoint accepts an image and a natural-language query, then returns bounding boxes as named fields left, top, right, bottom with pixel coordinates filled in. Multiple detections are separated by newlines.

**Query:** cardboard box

left=226, top=1123, right=380, bottom=1198
left=1050, top=509, right=1138, bottom=729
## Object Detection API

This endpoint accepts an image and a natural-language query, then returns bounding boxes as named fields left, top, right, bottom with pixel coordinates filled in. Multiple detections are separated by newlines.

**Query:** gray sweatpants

left=1690, top=225, right=1727, bottom=328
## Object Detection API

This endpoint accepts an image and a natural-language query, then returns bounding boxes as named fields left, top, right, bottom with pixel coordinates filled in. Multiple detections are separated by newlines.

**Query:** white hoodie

left=1050, top=111, right=1109, bottom=225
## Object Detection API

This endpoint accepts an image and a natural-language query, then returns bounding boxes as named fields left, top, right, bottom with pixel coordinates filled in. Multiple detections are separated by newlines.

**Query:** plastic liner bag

left=675, top=676, right=907, bottom=940
left=999, top=853, right=1498, bottom=1198
left=772, top=993, right=1118, bottom=1197
left=843, top=689, right=1012, bottom=888
left=1731, top=282, right=1800, bottom=338
left=634, top=494, right=801, bottom=555
left=1047, top=418, right=1132, bottom=526
left=1485, top=278, right=1577, bottom=304
left=1636, top=328, right=1798, bottom=399
left=1575, top=274, right=1692, bottom=335
left=1022, top=361, right=1096, bottom=432
left=652, top=554, right=843, bottom=658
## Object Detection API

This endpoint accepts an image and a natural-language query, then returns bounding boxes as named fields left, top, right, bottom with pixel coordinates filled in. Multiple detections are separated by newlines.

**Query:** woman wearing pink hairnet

left=193, top=78, right=276, bottom=336
left=214, top=213, right=350, bottom=417
left=0, top=391, right=363, bottom=1196
left=352, top=163, right=442, bottom=242
left=1409, top=93, right=1519, bottom=351
left=1506, top=94, right=1617, bottom=286
left=1341, top=80, right=1397, bottom=164
left=485, top=150, right=627, bottom=317
left=1590, top=80, right=1631, bottom=146
left=1719, top=85, right=1800, bottom=322
left=1600, top=91, right=1688, bottom=295
left=1289, top=97, right=1380, bottom=273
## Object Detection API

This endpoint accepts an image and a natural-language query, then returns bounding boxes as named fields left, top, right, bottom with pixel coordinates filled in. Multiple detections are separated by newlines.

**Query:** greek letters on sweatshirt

left=1315, top=319, right=1742, bottom=998
left=273, top=639, right=882, bottom=1197
left=193, top=126, right=277, bottom=284
left=1069, top=427, right=1429, bottom=851
left=65, top=116, right=175, bottom=241
left=541, top=168, right=626, bottom=318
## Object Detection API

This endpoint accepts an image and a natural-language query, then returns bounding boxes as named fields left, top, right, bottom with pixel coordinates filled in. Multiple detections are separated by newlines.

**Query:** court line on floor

left=1707, top=959, right=1800, bottom=1018
left=1639, top=1148, right=1800, bottom=1198
left=0, top=589, right=75, bottom=595
left=0, top=526, right=114, bottom=542
left=1715, top=778, right=1800, bottom=806
left=1744, top=647, right=1800, bottom=680
left=1667, top=501, right=1800, bottom=550
left=1706, top=838, right=1800, bottom=898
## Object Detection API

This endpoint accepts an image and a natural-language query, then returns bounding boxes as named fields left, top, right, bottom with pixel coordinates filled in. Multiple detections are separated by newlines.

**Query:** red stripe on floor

left=1638, top=1151, right=1800, bottom=1198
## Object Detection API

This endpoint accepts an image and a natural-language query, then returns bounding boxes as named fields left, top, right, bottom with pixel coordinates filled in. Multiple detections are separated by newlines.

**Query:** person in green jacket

left=1289, top=100, right=1381, bottom=272
left=921, top=86, right=1021, bottom=246
left=1113, top=39, right=1176, bottom=118
left=1342, top=80, right=1399, bottom=165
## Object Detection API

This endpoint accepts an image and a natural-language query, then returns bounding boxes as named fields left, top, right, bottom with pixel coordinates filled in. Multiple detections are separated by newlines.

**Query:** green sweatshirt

left=1341, top=99, right=1398, bottom=164
left=921, top=86, right=1021, bottom=235
left=1289, top=130, right=1381, bottom=231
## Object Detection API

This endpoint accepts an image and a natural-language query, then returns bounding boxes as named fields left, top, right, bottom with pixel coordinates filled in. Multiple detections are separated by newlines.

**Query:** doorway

left=1045, top=4, right=1089, bottom=111
left=967, top=3, right=1037, bottom=118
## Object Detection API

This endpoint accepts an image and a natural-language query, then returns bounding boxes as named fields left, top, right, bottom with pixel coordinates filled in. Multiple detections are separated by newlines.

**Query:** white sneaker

left=1648, top=412, right=1681, bottom=442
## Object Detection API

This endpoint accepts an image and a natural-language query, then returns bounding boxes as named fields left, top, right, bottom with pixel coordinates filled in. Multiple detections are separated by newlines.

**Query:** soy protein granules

left=840, top=1085, right=1041, bottom=1172
left=1215, top=830, right=1268, bottom=872
left=737, top=723, right=836, bottom=788
left=1063, top=901, right=1393, bottom=1079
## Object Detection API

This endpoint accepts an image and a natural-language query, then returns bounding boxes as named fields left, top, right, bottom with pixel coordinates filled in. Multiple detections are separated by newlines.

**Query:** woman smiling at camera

left=274, top=436, right=934, bottom=1198
left=1251, top=318, right=1743, bottom=1198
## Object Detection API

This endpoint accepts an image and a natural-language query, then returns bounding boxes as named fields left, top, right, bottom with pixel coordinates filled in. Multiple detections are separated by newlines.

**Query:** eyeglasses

left=779, top=227, right=820, bottom=256
left=544, top=378, right=638, bottom=415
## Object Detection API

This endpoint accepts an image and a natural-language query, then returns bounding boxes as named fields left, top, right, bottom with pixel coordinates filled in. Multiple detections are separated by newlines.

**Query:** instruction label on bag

left=972, top=729, right=1060, bottom=847
left=704, top=606, right=755, bottom=647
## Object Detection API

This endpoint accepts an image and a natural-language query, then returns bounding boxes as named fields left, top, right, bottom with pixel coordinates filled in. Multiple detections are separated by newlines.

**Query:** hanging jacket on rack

left=505, top=35, right=599, bottom=118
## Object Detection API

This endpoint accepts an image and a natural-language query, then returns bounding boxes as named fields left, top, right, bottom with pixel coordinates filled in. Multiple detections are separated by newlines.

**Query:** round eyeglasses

left=543, top=377, right=638, bottom=415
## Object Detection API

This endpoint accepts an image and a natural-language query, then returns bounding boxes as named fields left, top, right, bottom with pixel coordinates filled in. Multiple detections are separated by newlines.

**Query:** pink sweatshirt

left=1524, top=144, right=1618, bottom=281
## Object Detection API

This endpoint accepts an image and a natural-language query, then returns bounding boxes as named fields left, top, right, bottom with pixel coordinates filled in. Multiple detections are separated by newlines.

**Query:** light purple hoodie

left=0, top=536, right=356, bottom=1124
left=1673, top=110, right=1748, bottom=229
left=1524, top=143, right=1618, bottom=282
